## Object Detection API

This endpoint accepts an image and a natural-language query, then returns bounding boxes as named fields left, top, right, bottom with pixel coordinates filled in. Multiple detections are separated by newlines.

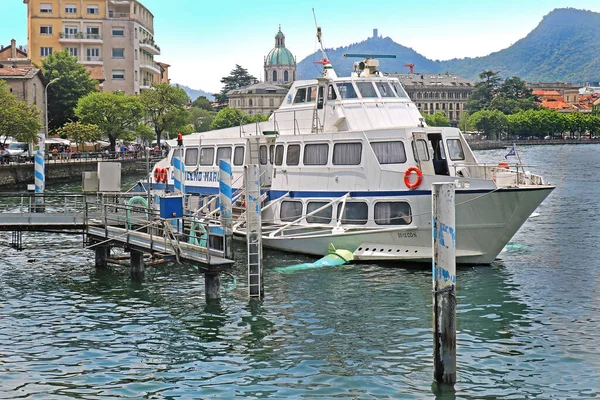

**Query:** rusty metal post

left=130, top=249, right=144, bottom=281
left=432, top=182, right=456, bottom=385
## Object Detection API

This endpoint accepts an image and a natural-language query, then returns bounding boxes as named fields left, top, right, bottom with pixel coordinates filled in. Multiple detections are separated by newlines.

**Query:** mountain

left=296, top=8, right=600, bottom=83
left=172, top=84, right=214, bottom=101
left=297, top=36, right=442, bottom=80
left=446, top=8, right=600, bottom=82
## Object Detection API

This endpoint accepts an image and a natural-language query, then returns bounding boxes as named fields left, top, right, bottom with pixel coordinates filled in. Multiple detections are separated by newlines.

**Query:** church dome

left=265, top=27, right=296, bottom=66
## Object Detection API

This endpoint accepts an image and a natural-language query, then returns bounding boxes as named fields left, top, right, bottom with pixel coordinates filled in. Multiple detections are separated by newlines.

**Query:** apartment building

left=24, top=0, right=163, bottom=94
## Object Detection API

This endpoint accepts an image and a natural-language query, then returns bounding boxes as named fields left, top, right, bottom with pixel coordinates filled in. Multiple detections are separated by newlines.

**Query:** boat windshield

left=390, top=81, right=409, bottom=99
left=336, top=82, right=358, bottom=99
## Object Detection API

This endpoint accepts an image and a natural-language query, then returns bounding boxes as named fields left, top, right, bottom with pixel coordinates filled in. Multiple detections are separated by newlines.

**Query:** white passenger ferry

left=148, top=43, right=553, bottom=265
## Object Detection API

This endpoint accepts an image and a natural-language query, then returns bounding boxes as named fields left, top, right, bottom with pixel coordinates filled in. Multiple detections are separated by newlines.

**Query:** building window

left=269, top=98, right=274, bottom=107
left=33, top=84, right=37, bottom=104
left=112, top=69, right=125, bottom=80
left=40, top=47, right=52, bottom=57
left=86, top=26, right=100, bottom=36
left=273, top=70, right=277, bottom=82
left=65, top=5, right=77, bottom=14
left=40, top=3, right=52, bottom=13
left=87, top=5, right=99, bottom=14
left=337, top=202, right=368, bottom=225
left=280, top=201, right=303, bottom=222
left=374, top=202, right=412, bottom=225
left=371, top=141, right=407, bottom=164
left=333, top=142, right=362, bottom=165
left=40, top=26, right=53, bottom=35
left=112, top=28, right=125, bottom=37
left=284, top=70, right=289, bottom=82
left=67, top=47, right=78, bottom=57
left=112, top=48, right=125, bottom=58
left=86, top=48, right=100, bottom=60
left=249, top=99, right=253, bottom=107
left=135, top=49, right=138, bottom=60
left=306, top=202, right=332, bottom=224
left=134, top=70, right=138, bottom=82
left=303, top=143, right=328, bottom=165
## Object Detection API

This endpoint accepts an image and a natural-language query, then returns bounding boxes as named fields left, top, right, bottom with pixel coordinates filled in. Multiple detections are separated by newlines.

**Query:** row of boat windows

left=175, top=138, right=465, bottom=167
left=292, top=81, right=409, bottom=105
left=280, top=200, right=412, bottom=226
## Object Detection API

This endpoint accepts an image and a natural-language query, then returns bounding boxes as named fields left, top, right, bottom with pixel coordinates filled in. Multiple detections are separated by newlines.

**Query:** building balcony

left=139, top=39, right=160, bottom=55
left=81, top=56, right=103, bottom=65
left=140, top=79, right=153, bottom=90
left=140, top=62, right=161, bottom=75
left=108, top=10, right=132, bottom=19
left=59, top=33, right=103, bottom=43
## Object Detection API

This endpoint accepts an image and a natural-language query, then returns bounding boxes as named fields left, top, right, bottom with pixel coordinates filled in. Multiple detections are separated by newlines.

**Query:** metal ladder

left=245, top=165, right=263, bottom=299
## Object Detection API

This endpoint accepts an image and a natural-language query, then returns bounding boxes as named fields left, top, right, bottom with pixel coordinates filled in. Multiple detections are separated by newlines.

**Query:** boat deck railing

left=453, top=163, right=545, bottom=186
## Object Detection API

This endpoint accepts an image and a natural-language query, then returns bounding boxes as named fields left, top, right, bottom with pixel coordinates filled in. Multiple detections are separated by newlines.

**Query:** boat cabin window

left=412, top=140, right=430, bottom=161
left=233, top=146, right=245, bottom=166
left=216, top=147, right=232, bottom=163
left=294, top=88, right=307, bottom=104
left=259, top=145, right=268, bottom=165
left=333, top=142, right=362, bottom=165
left=184, top=147, right=198, bottom=166
left=356, top=82, right=378, bottom=98
left=337, top=202, right=368, bottom=225
left=280, top=200, right=303, bottom=222
left=304, top=143, right=329, bottom=165
left=446, top=139, right=465, bottom=161
left=391, top=82, right=409, bottom=98
left=307, top=87, right=317, bottom=102
left=275, top=145, right=284, bottom=166
left=336, top=82, right=358, bottom=99
left=200, top=147, right=214, bottom=166
left=286, top=144, right=301, bottom=166
left=328, top=85, right=337, bottom=100
left=374, top=202, right=412, bottom=225
left=170, top=148, right=183, bottom=166
left=306, top=202, right=332, bottom=224
left=375, top=82, right=396, bottom=98
left=269, top=145, right=275, bottom=165
left=371, top=141, right=407, bottom=164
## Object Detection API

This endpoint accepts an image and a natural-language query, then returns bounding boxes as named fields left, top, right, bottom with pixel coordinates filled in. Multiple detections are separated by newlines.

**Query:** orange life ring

left=153, top=168, right=161, bottom=183
left=158, top=167, right=168, bottom=183
left=404, top=166, right=423, bottom=190
left=498, top=162, right=509, bottom=170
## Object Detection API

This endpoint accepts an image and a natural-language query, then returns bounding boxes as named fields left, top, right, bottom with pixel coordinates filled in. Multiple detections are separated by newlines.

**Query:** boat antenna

left=312, top=8, right=337, bottom=79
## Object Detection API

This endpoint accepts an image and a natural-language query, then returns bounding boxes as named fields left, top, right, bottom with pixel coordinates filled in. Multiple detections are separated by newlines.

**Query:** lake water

left=0, top=144, right=598, bottom=399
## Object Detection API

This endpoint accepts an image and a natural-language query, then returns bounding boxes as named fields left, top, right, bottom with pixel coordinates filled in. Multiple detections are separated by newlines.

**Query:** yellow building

left=24, top=0, right=166, bottom=94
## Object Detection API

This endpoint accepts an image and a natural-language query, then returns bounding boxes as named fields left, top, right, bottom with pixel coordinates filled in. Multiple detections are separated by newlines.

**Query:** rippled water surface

left=0, top=144, right=599, bottom=399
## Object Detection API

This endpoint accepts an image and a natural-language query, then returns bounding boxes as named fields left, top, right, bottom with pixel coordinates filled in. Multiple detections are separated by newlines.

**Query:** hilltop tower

left=264, top=26, right=296, bottom=85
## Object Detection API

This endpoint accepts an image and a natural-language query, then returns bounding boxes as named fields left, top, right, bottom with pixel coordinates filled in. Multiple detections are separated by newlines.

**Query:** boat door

left=411, top=132, right=435, bottom=175
left=252, top=136, right=276, bottom=187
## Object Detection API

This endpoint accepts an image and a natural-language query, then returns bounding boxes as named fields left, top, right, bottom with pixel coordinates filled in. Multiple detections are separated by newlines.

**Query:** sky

left=2, top=0, right=600, bottom=93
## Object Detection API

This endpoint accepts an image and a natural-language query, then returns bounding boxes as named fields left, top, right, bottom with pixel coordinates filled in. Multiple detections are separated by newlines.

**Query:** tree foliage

left=191, top=96, right=214, bottom=111
left=58, top=121, right=101, bottom=151
left=214, top=65, right=258, bottom=104
left=135, top=124, right=155, bottom=145
left=189, top=108, right=216, bottom=132
left=0, top=80, right=42, bottom=144
left=75, top=91, right=143, bottom=148
left=140, top=83, right=190, bottom=146
left=424, top=111, right=450, bottom=127
left=209, top=107, right=267, bottom=130
left=468, top=109, right=508, bottom=139
left=41, top=50, right=97, bottom=131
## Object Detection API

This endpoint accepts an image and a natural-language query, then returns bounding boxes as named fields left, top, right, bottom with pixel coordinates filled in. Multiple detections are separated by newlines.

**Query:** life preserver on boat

left=158, top=167, right=168, bottom=183
left=153, top=168, right=161, bottom=183
left=498, top=162, right=509, bottom=170
left=404, top=166, right=423, bottom=190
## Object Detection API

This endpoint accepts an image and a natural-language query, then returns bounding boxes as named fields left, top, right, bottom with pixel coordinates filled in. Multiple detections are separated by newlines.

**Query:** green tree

left=490, top=76, right=539, bottom=114
left=140, top=83, right=190, bottom=146
left=135, top=124, right=155, bottom=145
left=466, top=70, right=502, bottom=113
left=0, top=81, right=43, bottom=145
left=75, top=91, right=143, bottom=148
left=214, top=65, right=258, bottom=104
left=191, top=96, right=214, bottom=111
left=468, top=109, right=507, bottom=139
left=210, top=107, right=246, bottom=130
left=189, top=107, right=216, bottom=132
left=58, top=121, right=101, bottom=151
left=424, top=111, right=450, bottom=127
left=41, top=50, right=97, bottom=131
left=458, top=111, right=474, bottom=132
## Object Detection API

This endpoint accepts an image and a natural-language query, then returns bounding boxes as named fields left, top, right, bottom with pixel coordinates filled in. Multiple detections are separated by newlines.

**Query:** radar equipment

left=344, top=54, right=396, bottom=77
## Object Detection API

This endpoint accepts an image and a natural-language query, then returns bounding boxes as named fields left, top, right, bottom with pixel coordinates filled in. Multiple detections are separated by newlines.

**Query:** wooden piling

left=94, top=245, right=109, bottom=268
left=432, top=182, right=457, bottom=385
left=130, top=249, right=145, bottom=281
left=204, top=272, right=221, bottom=301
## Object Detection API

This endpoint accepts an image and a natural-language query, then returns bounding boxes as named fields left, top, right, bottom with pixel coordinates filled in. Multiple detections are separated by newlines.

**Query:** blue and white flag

left=505, top=146, right=516, bottom=159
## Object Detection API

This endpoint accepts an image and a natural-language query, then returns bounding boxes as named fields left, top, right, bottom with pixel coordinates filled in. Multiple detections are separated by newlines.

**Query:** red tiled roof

left=0, top=65, right=37, bottom=78
left=533, top=90, right=561, bottom=96
left=542, top=100, right=573, bottom=109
